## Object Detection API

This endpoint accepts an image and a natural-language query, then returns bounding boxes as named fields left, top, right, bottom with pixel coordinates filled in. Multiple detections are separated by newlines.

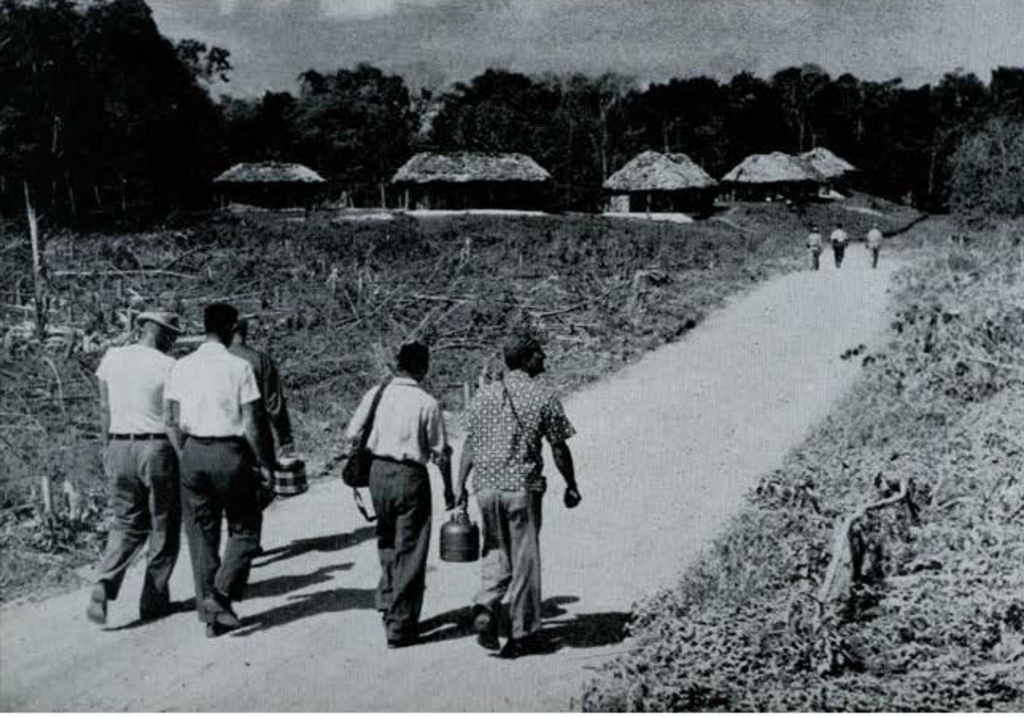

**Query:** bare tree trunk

left=25, top=182, right=46, bottom=340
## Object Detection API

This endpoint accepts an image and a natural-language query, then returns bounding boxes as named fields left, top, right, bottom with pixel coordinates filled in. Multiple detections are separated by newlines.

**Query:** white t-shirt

left=96, top=344, right=175, bottom=433
left=867, top=228, right=883, bottom=248
left=830, top=228, right=849, bottom=245
left=165, top=341, right=260, bottom=438
left=345, top=377, right=448, bottom=465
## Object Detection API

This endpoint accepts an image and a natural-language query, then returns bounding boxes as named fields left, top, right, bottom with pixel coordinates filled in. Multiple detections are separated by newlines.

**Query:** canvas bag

left=341, top=378, right=391, bottom=489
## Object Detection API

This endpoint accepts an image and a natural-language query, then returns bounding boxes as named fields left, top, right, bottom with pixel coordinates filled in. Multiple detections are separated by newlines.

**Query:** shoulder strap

left=357, top=377, right=392, bottom=451
left=501, top=378, right=525, bottom=431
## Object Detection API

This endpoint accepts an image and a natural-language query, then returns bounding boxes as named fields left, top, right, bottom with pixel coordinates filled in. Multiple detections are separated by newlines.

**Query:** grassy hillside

left=582, top=218, right=1023, bottom=711
left=0, top=199, right=921, bottom=602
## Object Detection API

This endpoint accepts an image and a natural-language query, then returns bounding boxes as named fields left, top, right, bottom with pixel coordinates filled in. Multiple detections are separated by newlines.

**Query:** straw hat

left=136, top=310, right=183, bottom=334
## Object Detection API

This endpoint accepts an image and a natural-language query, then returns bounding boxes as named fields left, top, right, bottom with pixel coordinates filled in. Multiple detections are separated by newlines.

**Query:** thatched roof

left=722, top=152, right=824, bottom=184
left=799, top=147, right=857, bottom=179
left=213, top=162, right=326, bottom=184
left=392, top=152, right=551, bottom=184
left=603, top=151, right=718, bottom=192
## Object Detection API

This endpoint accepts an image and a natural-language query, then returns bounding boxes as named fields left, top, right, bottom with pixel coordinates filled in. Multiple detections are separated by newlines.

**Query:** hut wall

left=620, top=189, right=716, bottom=215
left=220, top=183, right=324, bottom=209
left=404, top=181, right=548, bottom=211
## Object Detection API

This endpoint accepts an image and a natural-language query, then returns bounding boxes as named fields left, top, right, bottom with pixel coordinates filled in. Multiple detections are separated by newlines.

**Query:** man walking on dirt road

left=456, top=329, right=581, bottom=659
left=830, top=223, right=849, bottom=268
left=806, top=225, right=824, bottom=271
left=88, top=310, right=182, bottom=626
left=866, top=224, right=883, bottom=269
left=230, top=317, right=296, bottom=560
left=165, top=303, right=279, bottom=637
left=344, top=342, right=455, bottom=648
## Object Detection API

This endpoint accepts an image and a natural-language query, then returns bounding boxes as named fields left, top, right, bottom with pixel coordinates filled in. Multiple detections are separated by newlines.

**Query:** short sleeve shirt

left=344, top=377, right=447, bottom=466
left=867, top=228, right=883, bottom=248
left=807, top=232, right=823, bottom=250
left=463, top=370, right=575, bottom=493
left=830, top=229, right=849, bottom=245
left=96, top=344, right=175, bottom=433
left=165, top=341, right=260, bottom=437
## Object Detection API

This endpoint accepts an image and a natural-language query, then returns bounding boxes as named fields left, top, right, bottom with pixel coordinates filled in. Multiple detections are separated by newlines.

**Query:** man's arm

left=551, top=440, right=580, bottom=508
left=98, top=380, right=111, bottom=447
left=242, top=400, right=277, bottom=470
left=456, top=440, right=474, bottom=508
left=164, top=399, right=184, bottom=457
left=435, top=446, right=455, bottom=510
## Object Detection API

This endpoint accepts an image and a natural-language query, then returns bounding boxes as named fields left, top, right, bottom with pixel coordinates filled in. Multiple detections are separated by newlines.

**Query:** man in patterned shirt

left=456, top=330, right=581, bottom=658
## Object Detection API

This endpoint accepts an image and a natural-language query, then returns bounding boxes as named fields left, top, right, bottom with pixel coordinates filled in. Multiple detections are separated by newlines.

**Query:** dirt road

left=0, top=250, right=896, bottom=711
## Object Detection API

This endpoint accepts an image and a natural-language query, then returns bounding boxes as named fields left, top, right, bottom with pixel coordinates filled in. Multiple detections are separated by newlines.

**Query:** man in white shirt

left=165, top=303, right=278, bottom=637
left=88, top=311, right=182, bottom=626
left=344, top=342, right=454, bottom=648
left=866, top=225, right=884, bottom=269
left=830, top=223, right=849, bottom=268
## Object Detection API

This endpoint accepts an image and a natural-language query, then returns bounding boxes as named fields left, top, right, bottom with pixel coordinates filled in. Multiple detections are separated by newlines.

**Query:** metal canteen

left=439, top=505, right=480, bottom=563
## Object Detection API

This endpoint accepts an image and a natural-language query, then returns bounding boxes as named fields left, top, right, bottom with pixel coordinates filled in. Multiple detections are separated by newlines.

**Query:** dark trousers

left=832, top=242, right=846, bottom=267
left=96, top=439, right=180, bottom=611
left=179, top=437, right=262, bottom=616
left=368, top=458, right=431, bottom=641
left=810, top=248, right=821, bottom=271
left=474, top=489, right=544, bottom=639
left=870, top=246, right=880, bottom=268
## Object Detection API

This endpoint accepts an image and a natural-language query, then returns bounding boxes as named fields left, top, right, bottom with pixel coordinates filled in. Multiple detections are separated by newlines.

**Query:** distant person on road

left=456, top=329, right=581, bottom=659
left=88, top=310, right=182, bottom=626
left=866, top=225, right=884, bottom=269
left=344, top=342, right=454, bottom=648
left=830, top=223, right=849, bottom=268
left=165, top=303, right=278, bottom=638
left=806, top=225, right=824, bottom=271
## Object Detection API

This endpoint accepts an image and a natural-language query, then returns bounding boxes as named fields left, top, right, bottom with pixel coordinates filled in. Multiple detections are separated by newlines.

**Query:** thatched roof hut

left=392, top=152, right=552, bottom=210
left=721, top=152, right=824, bottom=202
left=604, top=151, right=717, bottom=192
left=212, top=162, right=327, bottom=209
left=213, top=162, right=326, bottom=185
left=603, top=151, right=718, bottom=214
left=799, top=148, right=857, bottom=180
left=392, top=152, right=551, bottom=184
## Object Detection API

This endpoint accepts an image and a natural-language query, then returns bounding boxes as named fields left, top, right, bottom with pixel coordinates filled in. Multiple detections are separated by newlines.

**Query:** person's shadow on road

left=231, top=583, right=377, bottom=637
left=253, top=526, right=376, bottom=569
left=416, top=595, right=631, bottom=653
left=243, top=562, right=354, bottom=600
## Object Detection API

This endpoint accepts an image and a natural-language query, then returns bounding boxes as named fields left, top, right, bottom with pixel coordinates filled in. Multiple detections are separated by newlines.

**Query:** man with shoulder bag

left=343, top=342, right=455, bottom=648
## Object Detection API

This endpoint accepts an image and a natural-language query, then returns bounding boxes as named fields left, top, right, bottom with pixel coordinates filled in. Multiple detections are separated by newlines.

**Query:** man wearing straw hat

left=87, top=310, right=182, bottom=625
left=456, top=328, right=581, bottom=658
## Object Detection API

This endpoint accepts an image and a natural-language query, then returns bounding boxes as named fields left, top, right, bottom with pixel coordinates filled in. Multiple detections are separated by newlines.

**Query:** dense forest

left=2, top=0, right=1023, bottom=222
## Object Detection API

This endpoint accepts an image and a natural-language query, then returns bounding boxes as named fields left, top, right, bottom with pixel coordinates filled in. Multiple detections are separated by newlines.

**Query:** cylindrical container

left=272, top=456, right=308, bottom=497
left=440, top=507, right=480, bottom=563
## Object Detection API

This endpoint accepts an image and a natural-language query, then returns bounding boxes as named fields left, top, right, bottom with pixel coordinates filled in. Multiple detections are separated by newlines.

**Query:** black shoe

left=387, top=634, right=418, bottom=649
left=201, top=595, right=240, bottom=629
left=495, top=634, right=547, bottom=660
left=473, top=606, right=499, bottom=651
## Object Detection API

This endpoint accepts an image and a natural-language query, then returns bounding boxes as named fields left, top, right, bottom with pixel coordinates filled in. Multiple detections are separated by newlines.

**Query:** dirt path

left=0, top=249, right=897, bottom=711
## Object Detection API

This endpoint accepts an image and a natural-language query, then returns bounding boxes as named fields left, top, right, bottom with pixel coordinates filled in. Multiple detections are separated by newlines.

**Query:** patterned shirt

left=463, top=370, right=575, bottom=493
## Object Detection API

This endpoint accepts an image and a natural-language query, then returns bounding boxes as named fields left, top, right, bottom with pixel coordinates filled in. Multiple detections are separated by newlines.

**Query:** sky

left=148, top=0, right=1024, bottom=97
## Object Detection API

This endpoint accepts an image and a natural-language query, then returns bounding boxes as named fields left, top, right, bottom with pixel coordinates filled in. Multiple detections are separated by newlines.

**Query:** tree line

left=2, top=0, right=1023, bottom=224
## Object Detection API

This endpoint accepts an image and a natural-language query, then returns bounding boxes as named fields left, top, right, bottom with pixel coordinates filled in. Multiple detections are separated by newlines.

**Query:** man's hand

left=444, top=487, right=456, bottom=511
left=454, top=489, right=469, bottom=509
left=564, top=486, right=581, bottom=509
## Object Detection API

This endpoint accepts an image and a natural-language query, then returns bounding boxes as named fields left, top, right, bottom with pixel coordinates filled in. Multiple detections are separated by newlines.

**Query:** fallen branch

left=817, top=476, right=911, bottom=604
left=51, top=269, right=197, bottom=280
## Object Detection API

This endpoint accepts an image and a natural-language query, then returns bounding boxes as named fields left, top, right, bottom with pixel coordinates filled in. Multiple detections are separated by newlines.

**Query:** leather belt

left=109, top=433, right=168, bottom=441
left=188, top=435, right=244, bottom=443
